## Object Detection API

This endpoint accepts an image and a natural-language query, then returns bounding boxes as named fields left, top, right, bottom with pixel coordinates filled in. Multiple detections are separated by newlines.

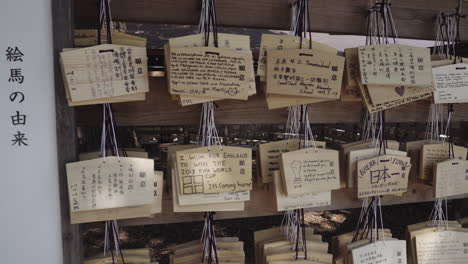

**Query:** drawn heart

left=395, top=86, right=405, bottom=97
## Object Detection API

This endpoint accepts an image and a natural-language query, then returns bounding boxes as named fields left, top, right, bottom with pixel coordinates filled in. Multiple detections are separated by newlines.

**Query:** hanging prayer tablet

left=172, top=156, right=250, bottom=206
left=258, top=34, right=338, bottom=79
left=434, top=159, right=468, bottom=198
left=347, top=149, right=408, bottom=188
left=420, top=143, right=467, bottom=181
left=366, top=84, right=434, bottom=105
left=358, top=44, right=432, bottom=86
left=415, top=230, right=468, bottom=264
left=175, top=146, right=252, bottom=194
left=171, top=171, right=245, bottom=212
left=357, top=155, right=411, bottom=198
left=258, top=139, right=326, bottom=183
left=266, top=49, right=345, bottom=99
left=60, top=44, right=149, bottom=103
left=280, top=148, right=340, bottom=195
left=70, top=171, right=162, bottom=224
left=167, top=33, right=256, bottom=105
left=168, top=46, right=252, bottom=100
left=358, top=81, right=432, bottom=113
left=66, top=157, right=154, bottom=212
left=351, top=240, right=407, bottom=264
left=433, top=63, right=468, bottom=104
left=273, top=170, right=331, bottom=211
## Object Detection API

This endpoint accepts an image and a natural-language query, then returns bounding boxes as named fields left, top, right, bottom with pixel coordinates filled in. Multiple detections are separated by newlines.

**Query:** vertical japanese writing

left=6, top=46, right=27, bottom=147
left=66, top=157, right=153, bottom=211
left=358, top=44, right=430, bottom=86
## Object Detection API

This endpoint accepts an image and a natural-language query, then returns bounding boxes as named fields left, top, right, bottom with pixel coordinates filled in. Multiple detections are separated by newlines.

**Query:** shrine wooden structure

left=52, top=1, right=468, bottom=263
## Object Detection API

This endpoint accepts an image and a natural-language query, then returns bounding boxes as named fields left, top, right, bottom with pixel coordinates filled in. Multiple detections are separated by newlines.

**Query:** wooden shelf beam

left=75, top=0, right=468, bottom=41
left=118, top=182, right=468, bottom=226
left=76, top=77, right=468, bottom=126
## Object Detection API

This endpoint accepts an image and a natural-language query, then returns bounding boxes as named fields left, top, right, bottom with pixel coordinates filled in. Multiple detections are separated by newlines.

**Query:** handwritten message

left=351, top=240, right=407, bottom=264
left=172, top=156, right=250, bottom=205
left=433, top=63, right=468, bottom=104
left=273, top=170, right=330, bottom=211
left=281, top=148, right=340, bottom=195
left=258, top=34, right=337, bottom=78
left=435, top=159, right=468, bottom=198
left=266, top=49, right=345, bottom=99
left=259, top=139, right=326, bottom=183
left=60, top=44, right=149, bottom=102
left=171, top=170, right=244, bottom=212
left=168, top=33, right=256, bottom=105
left=358, top=44, right=432, bottom=86
left=416, top=230, right=468, bottom=264
left=357, top=155, right=411, bottom=198
left=348, top=148, right=407, bottom=188
left=169, top=47, right=251, bottom=100
left=420, top=144, right=467, bottom=181
left=175, top=146, right=252, bottom=194
left=66, top=157, right=154, bottom=212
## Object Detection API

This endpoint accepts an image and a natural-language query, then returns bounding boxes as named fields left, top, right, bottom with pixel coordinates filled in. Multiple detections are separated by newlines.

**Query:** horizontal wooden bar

left=75, top=77, right=468, bottom=126
left=75, top=0, right=468, bottom=41
left=119, top=182, right=468, bottom=226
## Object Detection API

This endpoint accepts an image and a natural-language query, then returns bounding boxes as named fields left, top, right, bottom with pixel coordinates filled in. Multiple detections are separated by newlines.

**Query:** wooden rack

left=53, top=1, right=468, bottom=263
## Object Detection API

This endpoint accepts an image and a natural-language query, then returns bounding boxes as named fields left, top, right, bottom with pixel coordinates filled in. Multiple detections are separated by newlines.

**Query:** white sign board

left=0, top=1, right=63, bottom=264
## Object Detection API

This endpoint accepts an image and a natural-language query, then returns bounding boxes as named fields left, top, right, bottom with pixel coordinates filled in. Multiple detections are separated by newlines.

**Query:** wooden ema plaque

left=175, top=146, right=252, bottom=194
left=258, top=139, right=326, bottom=183
left=281, top=148, right=340, bottom=196
left=433, top=63, right=468, bottom=104
left=358, top=44, right=432, bottom=86
left=66, top=157, right=154, bottom=211
left=60, top=44, right=149, bottom=103
left=351, top=240, right=407, bottom=264
left=434, top=159, right=468, bottom=198
left=266, top=49, right=345, bottom=99
left=168, top=46, right=252, bottom=100
left=357, top=155, right=411, bottom=198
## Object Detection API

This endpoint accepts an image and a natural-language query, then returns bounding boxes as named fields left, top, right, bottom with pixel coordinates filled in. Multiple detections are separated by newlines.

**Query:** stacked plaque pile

left=345, top=44, right=434, bottom=113
left=85, top=248, right=151, bottom=264
left=340, top=140, right=401, bottom=189
left=74, top=29, right=147, bottom=47
left=331, top=229, right=407, bottom=264
left=403, top=140, right=468, bottom=191
left=257, top=34, right=345, bottom=109
left=165, top=33, right=256, bottom=106
left=257, top=139, right=334, bottom=211
left=406, top=221, right=468, bottom=264
left=167, top=144, right=253, bottom=212
left=254, top=226, right=332, bottom=264
left=169, top=238, right=245, bottom=264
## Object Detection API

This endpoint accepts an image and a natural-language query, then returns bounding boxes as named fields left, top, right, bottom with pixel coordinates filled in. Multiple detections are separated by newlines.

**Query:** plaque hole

left=99, top=49, right=114, bottom=53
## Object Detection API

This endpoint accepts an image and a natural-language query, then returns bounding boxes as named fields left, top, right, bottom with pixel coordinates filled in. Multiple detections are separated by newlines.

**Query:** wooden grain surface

left=53, top=0, right=83, bottom=263
left=119, top=182, right=468, bottom=226
left=75, top=77, right=468, bottom=126
left=75, top=0, right=468, bottom=41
